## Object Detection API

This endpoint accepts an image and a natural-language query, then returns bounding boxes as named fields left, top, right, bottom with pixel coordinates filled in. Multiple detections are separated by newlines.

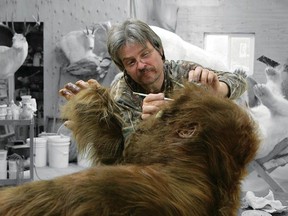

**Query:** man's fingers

left=88, top=79, right=101, bottom=88
left=143, top=100, right=166, bottom=108
left=207, top=71, right=217, bottom=84
left=59, top=89, right=73, bottom=100
left=141, top=93, right=169, bottom=120
left=143, top=93, right=165, bottom=102
left=141, top=113, right=151, bottom=120
left=189, top=67, right=218, bottom=86
left=142, top=105, right=161, bottom=115
left=59, top=79, right=102, bottom=102
left=87, top=79, right=99, bottom=85
left=75, top=80, right=89, bottom=89
left=65, top=82, right=81, bottom=94
left=142, top=94, right=166, bottom=110
left=200, top=69, right=209, bottom=84
left=189, top=66, right=202, bottom=82
left=75, top=79, right=101, bottom=89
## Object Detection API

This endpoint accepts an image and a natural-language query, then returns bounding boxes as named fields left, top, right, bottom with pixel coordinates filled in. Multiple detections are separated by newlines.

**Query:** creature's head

left=127, top=83, right=260, bottom=176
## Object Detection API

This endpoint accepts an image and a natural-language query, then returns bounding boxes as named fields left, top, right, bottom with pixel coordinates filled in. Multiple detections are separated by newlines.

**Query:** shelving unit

left=0, top=119, right=34, bottom=186
left=14, top=65, right=44, bottom=135
left=0, top=80, right=8, bottom=105
left=3, top=21, right=44, bottom=136
left=14, top=22, right=44, bottom=136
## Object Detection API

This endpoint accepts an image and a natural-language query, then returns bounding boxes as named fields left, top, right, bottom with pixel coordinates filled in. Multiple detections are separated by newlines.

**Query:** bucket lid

left=0, top=149, right=7, bottom=155
left=11, top=144, right=30, bottom=149
left=26, top=137, right=47, bottom=145
left=48, top=135, right=70, bottom=143
left=38, top=132, right=58, bottom=137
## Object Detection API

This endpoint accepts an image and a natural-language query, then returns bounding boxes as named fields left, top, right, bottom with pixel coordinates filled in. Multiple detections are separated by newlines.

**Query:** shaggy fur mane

left=61, top=86, right=124, bottom=165
left=0, top=83, right=260, bottom=216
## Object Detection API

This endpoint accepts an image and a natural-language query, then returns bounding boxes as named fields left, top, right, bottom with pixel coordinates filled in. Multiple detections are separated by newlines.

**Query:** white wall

left=175, top=0, right=288, bottom=83
left=0, top=0, right=129, bottom=123
left=1, top=0, right=287, bottom=123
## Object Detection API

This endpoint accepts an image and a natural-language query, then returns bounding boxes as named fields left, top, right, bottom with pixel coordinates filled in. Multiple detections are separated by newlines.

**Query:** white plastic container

left=27, top=137, right=48, bottom=167
left=20, top=95, right=32, bottom=103
left=0, top=150, right=8, bottom=179
left=47, top=135, right=70, bottom=168
left=8, top=171, right=17, bottom=179
left=8, top=159, right=17, bottom=171
left=0, top=104, right=7, bottom=114
left=8, top=159, right=17, bottom=179
left=0, top=149, right=7, bottom=160
left=0, top=104, right=7, bottom=120
left=38, top=133, right=58, bottom=166
left=0, top=159, right=7, bottom=179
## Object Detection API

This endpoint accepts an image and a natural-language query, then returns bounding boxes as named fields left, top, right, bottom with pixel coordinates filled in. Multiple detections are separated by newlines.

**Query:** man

left=59, top=19, right=247, bottom=142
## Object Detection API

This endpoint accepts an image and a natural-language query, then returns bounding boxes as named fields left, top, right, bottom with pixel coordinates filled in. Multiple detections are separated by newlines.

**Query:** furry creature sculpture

left=249, top=66, right=288, bottom=159
left=0, top=84, right=260, bottom=216
left=150, top=26, right=228, bottom=71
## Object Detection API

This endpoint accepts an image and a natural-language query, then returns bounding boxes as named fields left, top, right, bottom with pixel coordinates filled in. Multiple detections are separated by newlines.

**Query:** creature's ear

left=176, top=123, right=198, bottom=139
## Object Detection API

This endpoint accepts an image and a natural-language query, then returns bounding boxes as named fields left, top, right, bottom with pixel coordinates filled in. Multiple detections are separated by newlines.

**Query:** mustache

left=139, top=67, right=155, bottom=73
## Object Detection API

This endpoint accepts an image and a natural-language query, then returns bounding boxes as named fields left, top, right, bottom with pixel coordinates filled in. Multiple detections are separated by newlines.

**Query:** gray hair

left=107, top=19, right=165, bottom=71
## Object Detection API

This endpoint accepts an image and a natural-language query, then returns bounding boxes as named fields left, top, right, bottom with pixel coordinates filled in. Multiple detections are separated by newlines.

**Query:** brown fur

left=0, top=84, right=260, bottom=216
left=61, top=86, right=125, bottom=165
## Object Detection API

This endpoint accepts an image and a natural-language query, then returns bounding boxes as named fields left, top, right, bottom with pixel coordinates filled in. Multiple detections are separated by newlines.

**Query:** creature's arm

left=61, top=83, right=125, bottom=165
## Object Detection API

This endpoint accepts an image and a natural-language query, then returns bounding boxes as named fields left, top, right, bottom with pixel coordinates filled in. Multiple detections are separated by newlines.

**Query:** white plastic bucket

left=0, top=159, right=7, bottom=179
left=8, top=171, right=17, bottom=179
left=38, top=133, right=58, bottom=165
left=0, top=149, right=7, bottom=161
left=8, top=160, right=17, bottom=179
left=27, top=137, right=47, bottom=167
left=38, top=132, right=58, bottom=137
left=47, top=136, right=70, bottom=168
left=8, top=160, right=17, bottom=171
left=0, top=150, right=8, bottom=179
left=0, top=104, right=7, bottom=119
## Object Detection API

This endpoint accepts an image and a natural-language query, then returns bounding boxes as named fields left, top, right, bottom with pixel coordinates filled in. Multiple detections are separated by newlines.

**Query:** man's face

left=118, top=41, right=164, bottom=92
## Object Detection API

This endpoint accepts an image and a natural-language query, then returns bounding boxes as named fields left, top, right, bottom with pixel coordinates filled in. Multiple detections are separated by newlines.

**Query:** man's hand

left=141, top=93, right=167, bottom=120
left=59, top=79, right=100, bottom=100
left=188, top=66, right=229, bottom=97
left=59, top=79, right=101, bottom=130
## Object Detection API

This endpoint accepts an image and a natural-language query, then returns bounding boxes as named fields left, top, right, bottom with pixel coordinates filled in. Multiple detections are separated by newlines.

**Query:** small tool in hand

left=132, top=92, right=174, bottom=101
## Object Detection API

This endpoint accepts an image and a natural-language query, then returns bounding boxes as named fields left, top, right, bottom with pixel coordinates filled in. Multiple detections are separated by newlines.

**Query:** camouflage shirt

left=110, top=60, right=247, bottom=142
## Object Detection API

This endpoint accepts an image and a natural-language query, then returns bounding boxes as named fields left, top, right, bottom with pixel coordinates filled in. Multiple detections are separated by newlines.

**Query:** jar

left=6, top=107, right=12, bottom=120
left=0, top=104, right=7, bottom=120
left=19, top=103, right=34, bottom=120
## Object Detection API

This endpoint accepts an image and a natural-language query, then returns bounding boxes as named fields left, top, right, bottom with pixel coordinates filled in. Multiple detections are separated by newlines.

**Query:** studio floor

left=240, top=164, right=288, bottom=215
left=33, top=163, right=86, bottom=181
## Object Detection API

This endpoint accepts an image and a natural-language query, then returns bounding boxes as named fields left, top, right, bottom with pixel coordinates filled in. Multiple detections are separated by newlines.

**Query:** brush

left=132, top=92, right=174, bottom=101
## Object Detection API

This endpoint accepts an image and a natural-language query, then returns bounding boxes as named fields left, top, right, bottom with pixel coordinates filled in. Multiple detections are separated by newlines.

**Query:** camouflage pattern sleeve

left=109, top=76, right=143, bottom=142
left=167, top=60, right=247, bottom=100
left=216, top=71, right=247, bottom=100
